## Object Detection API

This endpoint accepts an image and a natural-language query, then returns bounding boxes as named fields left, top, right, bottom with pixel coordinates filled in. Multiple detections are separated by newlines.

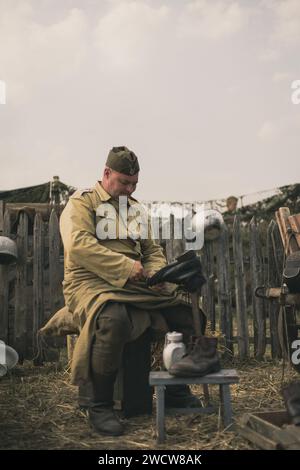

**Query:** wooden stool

left=149, top=369, right=239, bottom=443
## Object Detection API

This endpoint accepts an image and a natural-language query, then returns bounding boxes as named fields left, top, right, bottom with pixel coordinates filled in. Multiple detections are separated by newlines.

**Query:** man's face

left=104, top=168, right=139, bottom=198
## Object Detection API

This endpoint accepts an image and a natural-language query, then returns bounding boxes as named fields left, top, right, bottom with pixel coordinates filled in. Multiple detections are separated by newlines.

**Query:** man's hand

left=129, top=261, right=146, bottom=282
left=146, top=270, right=167, bottom=292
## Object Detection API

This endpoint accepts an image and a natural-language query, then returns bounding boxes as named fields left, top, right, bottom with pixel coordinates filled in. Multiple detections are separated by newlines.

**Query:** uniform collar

left=94, top=181, right=138, bottom=206
left=94, top=181, right=112, bottom=202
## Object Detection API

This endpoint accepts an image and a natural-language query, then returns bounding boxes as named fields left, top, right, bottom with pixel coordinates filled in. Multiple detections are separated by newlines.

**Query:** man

left=60, top=146, right=205, bottom=436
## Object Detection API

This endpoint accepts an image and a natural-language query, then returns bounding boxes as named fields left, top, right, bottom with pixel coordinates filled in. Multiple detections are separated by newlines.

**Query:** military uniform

left=56, top=146, right=206, bottom=435
left=60, top=180, right=195, bottom=385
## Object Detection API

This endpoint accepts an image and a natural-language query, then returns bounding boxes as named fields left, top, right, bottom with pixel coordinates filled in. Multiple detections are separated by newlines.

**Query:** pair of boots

left=168, top=336, right=221, bottom=377
left=79, top=374, right=201, bottom=436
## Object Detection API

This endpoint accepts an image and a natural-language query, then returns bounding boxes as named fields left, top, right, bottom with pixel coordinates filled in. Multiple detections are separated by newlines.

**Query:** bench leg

left=219, top=384, right=233, bottom=428
left=202, top=384, right=210, bottom=406
left=156, top=385, right=166, bottom=444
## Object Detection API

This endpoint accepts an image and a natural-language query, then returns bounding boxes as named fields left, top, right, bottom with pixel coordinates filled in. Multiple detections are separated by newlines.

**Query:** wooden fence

left=0, top=208, right=284, bottom=362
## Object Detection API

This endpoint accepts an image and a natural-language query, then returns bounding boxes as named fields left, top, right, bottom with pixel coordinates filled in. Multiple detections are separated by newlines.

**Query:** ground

left=1, top=357, right=299, bottom=450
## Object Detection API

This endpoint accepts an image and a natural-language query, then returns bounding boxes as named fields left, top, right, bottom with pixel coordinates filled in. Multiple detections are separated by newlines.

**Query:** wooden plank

left=173, top=216, right=184, bottom=259
left=49, top=209, right=62, bottom=316
left=233, top=215, right=249, bottom=359
left=33, top=213, right=44, bottom=364
left=165, top=214, right=174, bottom=263
left=149, top=369, right=239, bottom=385
left=238, top=424, right=278, bottom=450
left=14, top=212, right=29, bottom=362
left=0, top=209, right=12, bottom=343
left=288, top=214, right=300, bottom=249
left=0, top=200, right=4, bottom=233
left=201, top=241, right=216, bottom=331
left=216, top=224, right=233, bottom=356
left=267, top=220, right=281, bottom=359
left=276, top=207, right=298, bottom=254
left=250, top=217, right=266, bottom=358
left=271, top=221, right=284, bottom=283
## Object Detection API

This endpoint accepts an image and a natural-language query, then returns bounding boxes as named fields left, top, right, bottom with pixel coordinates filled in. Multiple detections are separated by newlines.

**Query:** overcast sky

left=0, top=0, right=299, bottom=201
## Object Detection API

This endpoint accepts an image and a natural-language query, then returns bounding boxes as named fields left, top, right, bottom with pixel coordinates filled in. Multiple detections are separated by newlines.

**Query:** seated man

left=60, top=146, right=206, bottom=436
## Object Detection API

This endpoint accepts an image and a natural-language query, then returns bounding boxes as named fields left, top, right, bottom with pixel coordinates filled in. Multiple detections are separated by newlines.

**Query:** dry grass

left=0, top=357, right=299, bottom=450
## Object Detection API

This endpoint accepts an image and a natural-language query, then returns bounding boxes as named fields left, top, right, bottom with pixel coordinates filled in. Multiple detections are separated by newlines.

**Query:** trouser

left=91, top=301, right=205, bottom=376
left=79, top=301, right=206, bottom=408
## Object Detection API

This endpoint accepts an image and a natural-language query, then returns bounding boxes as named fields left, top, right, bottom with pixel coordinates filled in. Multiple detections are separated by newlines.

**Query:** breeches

left=91, top=301, right=204, bottom=376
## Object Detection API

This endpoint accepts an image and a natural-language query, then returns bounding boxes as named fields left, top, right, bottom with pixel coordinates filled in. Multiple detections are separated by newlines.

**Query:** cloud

left=259, top=49, right=280, bottom=62
left=178, top=0, right=247, bottom=40
left=93, top=1, right=169, bottom=68
left=272, top=0, right=300, bottom=45
left=258, top=115, right=300, bottom=141
left=272, top=72, right=292, bottom=83
left=0, top=3, right=88, bottom=104
left=260, top=0, right=300, bottom=60
left=258, top=120, right=276, bottom=140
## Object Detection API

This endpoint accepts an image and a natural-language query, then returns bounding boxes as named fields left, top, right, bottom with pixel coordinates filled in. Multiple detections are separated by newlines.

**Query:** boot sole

left=89, top=421, right=124, bottom=437
left=169, top=364, right=221, bottom=378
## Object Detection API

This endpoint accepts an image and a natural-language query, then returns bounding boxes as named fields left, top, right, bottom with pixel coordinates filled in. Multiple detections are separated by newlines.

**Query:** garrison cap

left=106, top=146, right=140, bottom=176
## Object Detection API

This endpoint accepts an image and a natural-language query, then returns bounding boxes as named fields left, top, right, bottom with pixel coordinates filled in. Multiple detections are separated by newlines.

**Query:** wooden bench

left=149, top=369, right=239, bottom=443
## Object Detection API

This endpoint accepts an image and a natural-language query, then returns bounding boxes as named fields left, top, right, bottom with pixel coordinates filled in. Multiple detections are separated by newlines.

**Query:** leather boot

left=87, top=372, right=124, bottom=436
left=165, top=384, right=202, bottom=408
left=168, top=336, right=221, bottom=377
left=282, top=381, right=300, bottom=426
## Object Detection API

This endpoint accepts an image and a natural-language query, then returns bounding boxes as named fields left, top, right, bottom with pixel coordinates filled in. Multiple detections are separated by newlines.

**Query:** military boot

left=282, top=381, right=300, bottom=426
left=87, top=372, right=124, bottom=436
left=168, top=336, right=221, bottom=377
left=165, top=384, right=202, bottom=408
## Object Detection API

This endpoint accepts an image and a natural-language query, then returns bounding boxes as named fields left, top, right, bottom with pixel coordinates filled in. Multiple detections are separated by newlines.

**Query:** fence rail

left=0, top=207, right=285, bottom=362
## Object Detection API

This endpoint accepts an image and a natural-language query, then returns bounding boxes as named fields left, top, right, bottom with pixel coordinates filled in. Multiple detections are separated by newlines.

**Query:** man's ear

left=103, top=167, right=111, bottom=178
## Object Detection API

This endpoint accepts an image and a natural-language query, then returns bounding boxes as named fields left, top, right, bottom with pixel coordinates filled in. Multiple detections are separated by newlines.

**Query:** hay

left=0, top=358, right=299, bottom=450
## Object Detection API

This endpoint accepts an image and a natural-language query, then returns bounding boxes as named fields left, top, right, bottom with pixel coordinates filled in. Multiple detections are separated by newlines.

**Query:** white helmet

left=0, top=236, right=18, bottom=265
left=0, top=344, right=19, bottom=377
left=192, top=209, right=224, bottom=241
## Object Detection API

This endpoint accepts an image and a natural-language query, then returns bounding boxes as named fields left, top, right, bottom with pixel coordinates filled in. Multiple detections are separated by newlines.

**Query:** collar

left=94, top=181, right=112, bottom=202
left=94, top=181, right=139, bottom=206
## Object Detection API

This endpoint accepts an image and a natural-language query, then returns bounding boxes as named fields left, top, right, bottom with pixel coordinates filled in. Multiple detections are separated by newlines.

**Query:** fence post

left=165, top=214, right=174, bottom=263
left=267, top=220, right=282, bottom=359
left=216, top=223, right=233, bottom=356
left=233, top=215, right=249, bottom=359
left=33, top=213, right=44, bottom=363
left=201, top=242, right=216, bottom=331
left=49, top=209, right=62, bottom=316
left=250, top=217, right=266, bottom=358
left=0, top=209, right=11, bottom=344
left=0, top=200, right=4, bottom=233
left=14, top=212, right=29, bottom=362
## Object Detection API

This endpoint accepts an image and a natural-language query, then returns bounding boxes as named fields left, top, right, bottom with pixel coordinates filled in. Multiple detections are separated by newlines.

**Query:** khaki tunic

left=60, top=181, right=185, bottom=385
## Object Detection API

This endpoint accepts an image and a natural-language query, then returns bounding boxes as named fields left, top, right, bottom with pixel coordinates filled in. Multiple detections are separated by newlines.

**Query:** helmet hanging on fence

left=0, top=236, right=18, bottom=265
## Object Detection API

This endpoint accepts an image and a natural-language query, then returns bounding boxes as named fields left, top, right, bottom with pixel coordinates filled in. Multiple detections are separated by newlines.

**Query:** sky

left=0, top=0, right=299, bottom=201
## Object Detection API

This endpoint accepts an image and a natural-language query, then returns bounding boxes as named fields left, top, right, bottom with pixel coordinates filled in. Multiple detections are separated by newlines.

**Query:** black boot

left=169, top=336, right=221, bottom=377
left=87, top=372, right=124, bottom=436
left=165, top=384, right=202, bottom=408
left=282, top=381, right=300, bottom=426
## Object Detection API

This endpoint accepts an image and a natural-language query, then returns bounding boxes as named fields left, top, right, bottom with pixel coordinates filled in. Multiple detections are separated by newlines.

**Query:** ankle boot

left=87, top=372, right=124, bottom=436
left=282, top=381, right=300, bottom=426
left=168, top=336, right=221, bottom=377
left=165, top=384, right=202, bottom=408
